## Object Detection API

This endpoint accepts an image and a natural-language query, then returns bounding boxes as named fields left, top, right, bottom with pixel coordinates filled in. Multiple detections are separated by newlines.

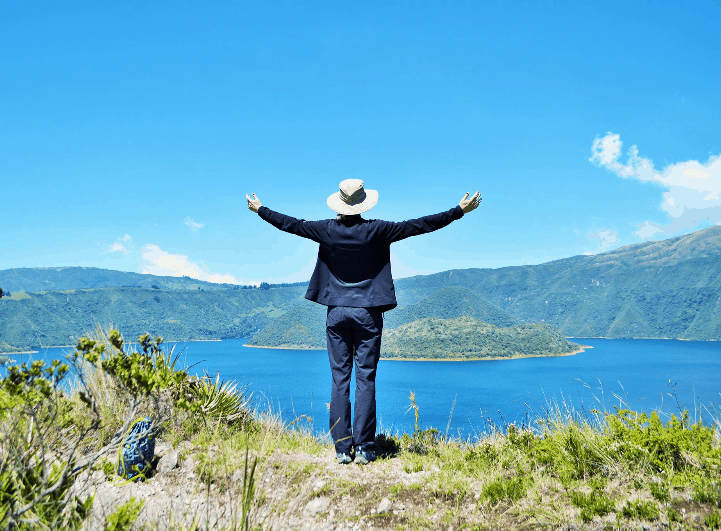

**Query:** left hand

left=246, top=193, right=262, bottom=213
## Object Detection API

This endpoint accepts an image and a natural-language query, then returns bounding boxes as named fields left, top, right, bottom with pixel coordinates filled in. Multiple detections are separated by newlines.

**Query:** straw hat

left=327, top=179, right=379, bottom=215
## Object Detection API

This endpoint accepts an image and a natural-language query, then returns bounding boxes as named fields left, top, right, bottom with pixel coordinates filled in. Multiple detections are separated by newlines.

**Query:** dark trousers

left=326, top=306, right=383, bottom=454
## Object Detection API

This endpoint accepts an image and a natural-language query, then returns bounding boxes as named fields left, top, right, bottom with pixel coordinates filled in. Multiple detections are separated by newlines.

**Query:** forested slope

left=0, top=286, right=305, bottom=350
left=392, top=226, right=721, bottom=339
left=380, top=316, right=580, bottom=359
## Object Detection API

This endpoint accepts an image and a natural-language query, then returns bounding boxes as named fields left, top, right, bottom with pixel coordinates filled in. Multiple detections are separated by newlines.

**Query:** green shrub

left=188, top=372, right=252, bottom=426
left=0, top=357, right=95, bottom=530
left=533, top=422, right=610, bottom=479
left=620, top=499, right=660, bottom=521
left=648, top=480, right=671, bottom=502
left=693, top=478, right=721, bottom=508
left=706, top=511, right=721, bottom=530
left=374, top=432, right=401, bottom=458
left=481, top=477, right=526, bottom=505
left=570, top=489, right=615, bottom=522
left=505, top=424, right=537, bottom=452
left=605, top=409, right=720, bottom=473
left=104, top=497, right=144, bottom=531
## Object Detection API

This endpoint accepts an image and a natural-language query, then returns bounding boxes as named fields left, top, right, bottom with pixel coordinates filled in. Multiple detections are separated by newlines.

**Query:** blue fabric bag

left=117, top=416, right=155, bottom=480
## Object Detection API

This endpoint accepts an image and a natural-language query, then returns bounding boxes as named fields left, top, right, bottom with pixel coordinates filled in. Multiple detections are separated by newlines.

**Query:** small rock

left=377, top=497, right=392, bottom=514
left=313, top=480, right=326, bottom=491
left=304, top=496, right=330, bottom=515
left=157, top=451, right=179, bottom=474
left=154, top=439, right=172, bottom=457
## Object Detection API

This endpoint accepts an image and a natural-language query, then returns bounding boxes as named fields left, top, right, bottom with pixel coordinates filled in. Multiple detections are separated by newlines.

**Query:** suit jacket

left=258, top=205, right=464, bottom=311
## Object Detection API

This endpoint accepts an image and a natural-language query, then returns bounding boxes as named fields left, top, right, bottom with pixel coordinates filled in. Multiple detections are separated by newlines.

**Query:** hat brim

left=327, top=189, right=379, bottom=215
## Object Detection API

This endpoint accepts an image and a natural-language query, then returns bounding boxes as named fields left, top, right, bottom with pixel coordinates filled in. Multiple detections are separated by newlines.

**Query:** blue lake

left=14, top=338, right=721, bottom=439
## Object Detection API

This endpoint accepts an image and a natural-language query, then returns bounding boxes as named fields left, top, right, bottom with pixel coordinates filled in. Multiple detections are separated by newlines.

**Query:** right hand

left=459, top=191, right=482, bottom=214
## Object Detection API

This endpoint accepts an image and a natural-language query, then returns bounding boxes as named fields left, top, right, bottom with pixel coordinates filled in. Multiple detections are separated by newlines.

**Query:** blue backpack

left=117, top=417, right=155, bottom=480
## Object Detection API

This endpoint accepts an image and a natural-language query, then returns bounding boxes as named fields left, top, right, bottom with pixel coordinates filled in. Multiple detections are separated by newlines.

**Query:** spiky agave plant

left=189, top=372, right=252, bottom=424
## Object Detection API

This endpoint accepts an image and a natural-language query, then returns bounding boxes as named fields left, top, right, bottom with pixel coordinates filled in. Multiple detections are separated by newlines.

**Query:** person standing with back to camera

left=246, top=180, right=481, bottom=464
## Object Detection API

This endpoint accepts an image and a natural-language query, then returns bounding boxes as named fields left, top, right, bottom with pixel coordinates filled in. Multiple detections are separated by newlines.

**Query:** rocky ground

left=68, top=437, right=714, bottom=531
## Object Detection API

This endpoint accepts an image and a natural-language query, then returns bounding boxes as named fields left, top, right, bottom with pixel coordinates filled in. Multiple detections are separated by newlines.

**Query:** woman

left=246, top=180, right=481, bottom=464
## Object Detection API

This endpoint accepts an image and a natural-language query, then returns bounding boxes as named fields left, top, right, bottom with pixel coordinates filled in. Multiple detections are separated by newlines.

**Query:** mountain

left=380, top=316, right=581, bottom=359
left=390, top=226, right=721, bottom=339
left=0, top=266, right=309, bottom=293
left=0, top=285, right=306, bottom=350
left=384, top=285, right=517, bottom=328
left=2, top=225, right=721, bottom=352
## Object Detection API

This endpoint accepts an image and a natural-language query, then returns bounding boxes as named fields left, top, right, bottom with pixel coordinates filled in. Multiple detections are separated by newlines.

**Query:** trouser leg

left=326, top=306, right=353, bottom=454
left=351, top=307, right=383, bottom=450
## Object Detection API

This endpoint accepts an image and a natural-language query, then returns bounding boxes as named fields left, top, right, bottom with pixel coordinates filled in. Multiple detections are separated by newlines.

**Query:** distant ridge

left=2, top=225, right=721, bottom=352
left=0, top=266, right=309, bottom=293
left=391, top=225, right=721, bottom=339
left=0, top=266, right=238, bottom=292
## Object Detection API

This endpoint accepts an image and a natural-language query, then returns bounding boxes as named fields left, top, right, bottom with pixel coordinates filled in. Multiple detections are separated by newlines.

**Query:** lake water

left=14, top=338, right=721, bottom=439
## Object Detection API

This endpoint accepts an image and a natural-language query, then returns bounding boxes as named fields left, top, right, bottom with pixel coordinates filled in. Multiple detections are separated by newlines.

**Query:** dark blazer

left=258, top=205, right=464, bottom=311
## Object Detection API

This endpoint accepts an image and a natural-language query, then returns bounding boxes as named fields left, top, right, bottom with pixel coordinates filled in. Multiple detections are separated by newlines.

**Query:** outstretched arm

left=246, top=192, right=324, bottom=242
left=382, top=190, right=482, bottom=243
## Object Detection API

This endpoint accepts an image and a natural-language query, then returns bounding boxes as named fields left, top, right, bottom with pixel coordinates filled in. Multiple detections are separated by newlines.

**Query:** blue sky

left=1, top=1, right=720, bottom=285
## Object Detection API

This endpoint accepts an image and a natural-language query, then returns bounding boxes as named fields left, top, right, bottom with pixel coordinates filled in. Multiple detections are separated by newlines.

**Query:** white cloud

left=590, top=132, right=721, bottom=238
left=588, top=229, right=619, bottom=252
left=141, top=244, right=249, bottom=284
left=107, top=242, right=129, bottom=254
left=184, top=217, right=204, bottom=230
left=104, top=234, right=132, bottom=255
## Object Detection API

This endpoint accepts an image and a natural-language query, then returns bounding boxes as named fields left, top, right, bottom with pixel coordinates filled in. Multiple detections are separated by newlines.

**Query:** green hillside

left=245, top=300, right=328, bottom=349
left=384, top=285, right=517, bottom=328
left=3, top=225, right=721, bottom=352
left=0, top=285, right=305, bottom=350
left=392, top=226, right=721, bottom=339
left=380, top=316, right=581, bottom=359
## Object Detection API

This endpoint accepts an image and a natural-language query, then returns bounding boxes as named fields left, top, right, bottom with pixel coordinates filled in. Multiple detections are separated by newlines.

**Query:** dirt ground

left=71, top=439, right=710, bottom=531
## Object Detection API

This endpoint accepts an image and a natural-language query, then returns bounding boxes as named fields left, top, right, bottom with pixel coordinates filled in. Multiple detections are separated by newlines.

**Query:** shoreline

left=243, top=343, right=326, bottom=351
left=0, top=338, right=227, bottom=355
left=382, top=345, right=592, bottom=362
left=567, top=336, right=719, bottom=341
left=242, top=344, right=593, bottom=360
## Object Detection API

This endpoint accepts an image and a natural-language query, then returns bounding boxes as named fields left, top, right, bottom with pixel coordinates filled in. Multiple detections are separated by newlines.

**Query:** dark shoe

left=336, top=452, right=353, bottom=464
left=355, top=447, right=376, bottom=465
